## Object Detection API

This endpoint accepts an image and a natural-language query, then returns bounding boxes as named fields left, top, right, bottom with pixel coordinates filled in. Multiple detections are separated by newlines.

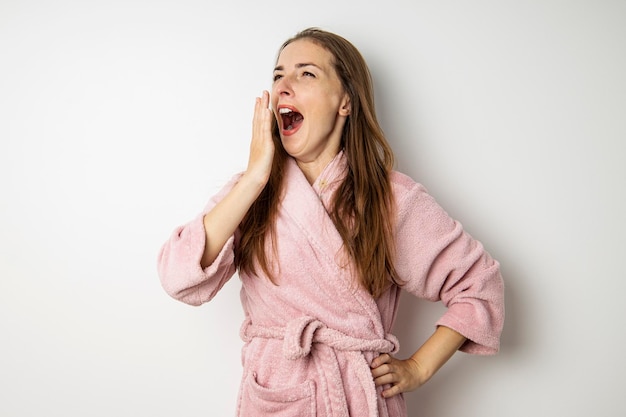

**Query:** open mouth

left=279, top=107, right=304, bottom=132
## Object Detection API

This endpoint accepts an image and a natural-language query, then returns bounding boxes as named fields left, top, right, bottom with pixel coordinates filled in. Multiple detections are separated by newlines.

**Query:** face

left=271, top=39, right=351, bottom=170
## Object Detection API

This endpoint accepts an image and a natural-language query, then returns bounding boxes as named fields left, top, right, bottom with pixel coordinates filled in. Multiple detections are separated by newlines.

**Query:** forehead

left=276, top=39, right=335, bottom=69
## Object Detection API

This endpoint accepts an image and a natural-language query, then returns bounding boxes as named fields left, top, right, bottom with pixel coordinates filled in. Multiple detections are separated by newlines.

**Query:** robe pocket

left=239, top=371, right=316, bottom=417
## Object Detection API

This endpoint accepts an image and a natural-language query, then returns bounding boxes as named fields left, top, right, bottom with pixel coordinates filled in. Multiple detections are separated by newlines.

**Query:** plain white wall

left=1, top=1, right=624, bottom=416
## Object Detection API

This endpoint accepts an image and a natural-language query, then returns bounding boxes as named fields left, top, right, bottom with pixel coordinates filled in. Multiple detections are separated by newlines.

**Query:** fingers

left=260, top=90, right=270, bottom=108
left=257, top=90, right=270, bottom=118
left=247, top=91, right=275, bottom=184
left=371, top=356, right=397, bottom=387
left=381, top=384, right=403, bottom=399
left=370, top=353, right=390, bottom=369
left=253, top=91, right=271, bottom=136
left=371, top=354, right=396, bottom=388
left=370, top=354, right=391, bottom=379
left=370, top=354, right=423, bottom=399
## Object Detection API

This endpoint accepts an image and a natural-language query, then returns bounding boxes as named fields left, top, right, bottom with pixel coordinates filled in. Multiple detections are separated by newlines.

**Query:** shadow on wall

left=370, top=50, right=528, bottom=415
left=393, top=257, right=525, bottom=416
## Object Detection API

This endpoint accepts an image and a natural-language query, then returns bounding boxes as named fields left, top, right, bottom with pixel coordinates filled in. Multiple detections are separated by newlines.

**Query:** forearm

left=410, top=325, right=467, bottom=382
left=200, top=91, right=274, bottom=268
left=200, top=173, right=266, bottom=268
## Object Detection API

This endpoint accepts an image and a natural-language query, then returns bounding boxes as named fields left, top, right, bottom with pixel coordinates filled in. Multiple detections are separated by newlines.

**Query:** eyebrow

left=273, top=63, right=323, bottom=72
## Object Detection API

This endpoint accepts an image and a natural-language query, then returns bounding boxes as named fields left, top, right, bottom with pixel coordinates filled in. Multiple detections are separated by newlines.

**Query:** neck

left=296, top=150, right=340, bottom=185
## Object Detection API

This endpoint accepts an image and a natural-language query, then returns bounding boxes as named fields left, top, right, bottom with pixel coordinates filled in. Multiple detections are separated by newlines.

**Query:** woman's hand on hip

left=370, top=354, right=428, bottom=398
left=371, top=326, right=466, bottom=399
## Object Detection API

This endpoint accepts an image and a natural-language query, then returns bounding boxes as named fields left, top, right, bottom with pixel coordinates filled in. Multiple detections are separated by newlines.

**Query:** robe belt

left=240, top=315, right=400, bottom=360
left=240, top=316, right=399, bottom=416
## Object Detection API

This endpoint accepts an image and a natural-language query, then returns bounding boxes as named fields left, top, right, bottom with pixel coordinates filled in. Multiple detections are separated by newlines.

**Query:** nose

left=274, top=74, right=294, bottom=97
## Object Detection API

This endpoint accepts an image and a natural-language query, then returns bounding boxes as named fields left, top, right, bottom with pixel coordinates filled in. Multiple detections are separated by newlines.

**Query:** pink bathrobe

left=158, top=152, right=504, bottom=417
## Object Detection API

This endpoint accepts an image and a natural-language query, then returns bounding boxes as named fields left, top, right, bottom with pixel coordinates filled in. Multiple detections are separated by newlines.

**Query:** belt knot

left=240, top=316, right=399, bottom=361
left=283, top=316, right=325, bottom=360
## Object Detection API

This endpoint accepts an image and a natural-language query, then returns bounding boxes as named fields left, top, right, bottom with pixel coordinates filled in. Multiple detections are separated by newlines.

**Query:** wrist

left=409, top=326, right=466, bottom=383
left=239, top=170, right=269, bottom=194
left=408, top=356, right=434, bottom=384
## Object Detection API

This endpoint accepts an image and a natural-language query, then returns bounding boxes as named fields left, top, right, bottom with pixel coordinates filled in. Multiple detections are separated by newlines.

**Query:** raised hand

left=246, top=90, right=275, bottom=187
left=199, top=91, right=277, bottom=268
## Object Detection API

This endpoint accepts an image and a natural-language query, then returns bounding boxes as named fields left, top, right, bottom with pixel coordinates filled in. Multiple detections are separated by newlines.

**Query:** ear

left=339, top=95, right=351, bottom=116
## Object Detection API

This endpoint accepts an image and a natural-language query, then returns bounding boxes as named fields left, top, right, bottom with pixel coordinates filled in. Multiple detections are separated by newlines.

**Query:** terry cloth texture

left=158, top=151, right=505, bottom=416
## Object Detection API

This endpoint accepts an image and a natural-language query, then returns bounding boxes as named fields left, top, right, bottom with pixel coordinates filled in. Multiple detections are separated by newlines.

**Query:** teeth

left=279, top=108, right=293, bottom=114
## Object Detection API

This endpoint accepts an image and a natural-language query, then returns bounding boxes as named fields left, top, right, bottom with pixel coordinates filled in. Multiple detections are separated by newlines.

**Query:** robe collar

left=280, top=152, right=387, bottom=337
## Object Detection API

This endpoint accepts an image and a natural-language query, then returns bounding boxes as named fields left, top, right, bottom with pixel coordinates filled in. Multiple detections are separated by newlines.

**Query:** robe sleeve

left=157, top=174, right=242, bottom=306
left=393, top=175, right=505, bottom=354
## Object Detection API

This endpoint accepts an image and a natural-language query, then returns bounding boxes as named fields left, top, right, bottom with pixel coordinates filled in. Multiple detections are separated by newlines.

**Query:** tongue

left=284, top=112, right=304, bottom=130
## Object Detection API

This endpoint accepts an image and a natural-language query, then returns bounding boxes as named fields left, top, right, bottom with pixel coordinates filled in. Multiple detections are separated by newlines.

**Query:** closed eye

left=272, top=70, right=316, bottom=82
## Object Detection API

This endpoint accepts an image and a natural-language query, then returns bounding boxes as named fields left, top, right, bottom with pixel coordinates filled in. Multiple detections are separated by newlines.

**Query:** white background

left=1, top=1, right=625, bottom=416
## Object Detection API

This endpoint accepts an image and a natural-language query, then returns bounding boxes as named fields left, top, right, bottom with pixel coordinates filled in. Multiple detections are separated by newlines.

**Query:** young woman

left=158, top=27, right=504, bottom=417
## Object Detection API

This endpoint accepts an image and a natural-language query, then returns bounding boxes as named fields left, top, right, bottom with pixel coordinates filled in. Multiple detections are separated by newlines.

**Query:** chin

left=280, top=137, right=304, bottom=156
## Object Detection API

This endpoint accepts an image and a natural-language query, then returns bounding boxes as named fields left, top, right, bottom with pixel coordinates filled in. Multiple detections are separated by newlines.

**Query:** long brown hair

left=236, top=28, right=400, bottom=298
